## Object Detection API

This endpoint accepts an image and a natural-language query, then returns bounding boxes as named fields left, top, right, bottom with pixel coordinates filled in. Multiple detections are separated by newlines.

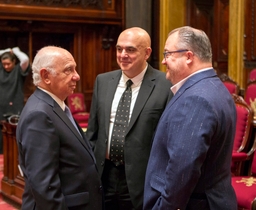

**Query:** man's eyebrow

left=116, top=45, right=136, bottom=48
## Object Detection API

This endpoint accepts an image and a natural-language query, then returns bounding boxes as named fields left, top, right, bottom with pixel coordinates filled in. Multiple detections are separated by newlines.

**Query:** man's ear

left=145, top=47, right=152, bottom=60
left=40, top=69, right=51, bottom=84
left=186, top=51, right=194, bottom=64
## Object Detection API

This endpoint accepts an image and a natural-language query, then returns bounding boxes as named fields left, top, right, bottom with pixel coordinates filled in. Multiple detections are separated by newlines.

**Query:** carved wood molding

left=193, top=0, right=214, bottom=14
left=0, top=0, right=121, bottom=24
left=0, top=0, right=103, bottom=8
left=251, top=0, right=255, bottom=60
left=102, top=25, right=116, bottom=50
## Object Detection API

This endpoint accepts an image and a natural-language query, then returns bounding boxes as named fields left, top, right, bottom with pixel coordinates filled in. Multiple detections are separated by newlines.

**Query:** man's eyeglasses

left=163, top=49, right=188, bottom=60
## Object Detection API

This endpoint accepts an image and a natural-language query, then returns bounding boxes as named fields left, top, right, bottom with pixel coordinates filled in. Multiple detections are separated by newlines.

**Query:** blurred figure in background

left=0, top=47, right=31, bottom=154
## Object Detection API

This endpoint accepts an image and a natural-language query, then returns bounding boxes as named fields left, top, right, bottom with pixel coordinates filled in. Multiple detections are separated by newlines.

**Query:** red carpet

left=0, top=154, right=19, bottom=209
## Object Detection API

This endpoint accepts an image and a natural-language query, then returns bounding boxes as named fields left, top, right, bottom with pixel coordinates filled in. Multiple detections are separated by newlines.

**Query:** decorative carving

left=193, top=0, right=214, bottom=15
left=251, top=0, right=255, bottom=59
left=249, top=98, right=256, bottom=119
left=0, top=0, right=102, bottom=8
left=244, top=61, right=256, bottom=69
left=3, top=20, right=42, bottom=32
left=102, top=26, right=116, bottom=50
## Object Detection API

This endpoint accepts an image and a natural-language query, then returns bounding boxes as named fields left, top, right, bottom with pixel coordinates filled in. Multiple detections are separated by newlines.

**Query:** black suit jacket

left=86, top=65, right=172, bottom=209
left=16, top=88, right=103, bottom=210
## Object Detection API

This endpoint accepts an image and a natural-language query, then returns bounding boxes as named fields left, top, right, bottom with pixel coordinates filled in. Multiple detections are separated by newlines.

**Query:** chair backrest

left=66, top=93, right=86, bottom=115
left=249, top=137, right=256, bottom=176
left=244, top=81, right=256, bottom=116
left=220, top=73, right=240, bottom=95
left=232, top=94, right=254, bottom=153
left=249, top=68, right=256, bottom=82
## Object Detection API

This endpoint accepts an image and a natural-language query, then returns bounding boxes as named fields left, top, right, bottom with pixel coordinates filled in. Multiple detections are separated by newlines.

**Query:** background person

left=85, top=27, right=172, bottom=210
left=143, top=26, right=237, bottom=210
left=0, top=47, right=30, bottom=154
left=16, top=46, right=103, bottom=210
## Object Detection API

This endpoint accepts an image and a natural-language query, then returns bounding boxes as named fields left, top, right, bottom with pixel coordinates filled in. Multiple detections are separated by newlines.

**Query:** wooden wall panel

left=79, top=25, right=121, bottom=110
left=244, top=0, right=256, bottom=81
left=0, top=0, right=124, bottom=112
left=213, top=0, right=229, bottom=75
left=186, top=0, right=213, bottom=36
left=186, top=0, right=230, bottom=76
left=0, top=0, right=123, bottom=23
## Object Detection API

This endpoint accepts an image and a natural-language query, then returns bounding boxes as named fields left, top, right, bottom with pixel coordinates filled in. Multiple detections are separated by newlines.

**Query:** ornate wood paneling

left=0, top=0, right=124, bottom=110
left=186, top=0, right=229, bottom=76
left=213, top=0, right=229, bottom=75
left=0, top=0, right=122, bottom=23
left=1, top=122, right=23, bottom=207
left=186, top=0, right=213, bottom=35
left=244, top=0, right=256, bottom=70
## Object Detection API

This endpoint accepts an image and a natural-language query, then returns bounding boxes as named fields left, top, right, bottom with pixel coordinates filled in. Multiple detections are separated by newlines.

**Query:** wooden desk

left=1, top=121, right=24, bottom=207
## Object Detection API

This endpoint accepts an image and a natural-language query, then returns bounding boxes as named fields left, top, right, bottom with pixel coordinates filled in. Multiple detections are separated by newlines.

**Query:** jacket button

left=101, top=161, right=105, bottom=166
left=105, top=139, right=108, bottom=143
left=99, top=185, right=103, bottom=192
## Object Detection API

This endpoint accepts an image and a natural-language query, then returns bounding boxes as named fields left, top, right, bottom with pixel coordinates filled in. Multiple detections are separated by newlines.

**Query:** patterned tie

left=110, top=79, right=133, bottom=166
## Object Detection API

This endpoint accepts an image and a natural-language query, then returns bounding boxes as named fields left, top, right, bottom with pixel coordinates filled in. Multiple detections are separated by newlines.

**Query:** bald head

left=118, top=27, right=151, bottom=49
left=116, top=27, right=152, bottom=78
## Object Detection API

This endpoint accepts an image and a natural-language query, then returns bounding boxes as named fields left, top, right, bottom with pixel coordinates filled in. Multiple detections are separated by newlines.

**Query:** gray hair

left=32, top=47, right=57, bottom=86
left=169, top=26, right=212, bottom=63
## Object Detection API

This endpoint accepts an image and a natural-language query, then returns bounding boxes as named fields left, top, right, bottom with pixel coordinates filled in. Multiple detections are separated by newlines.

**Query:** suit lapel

left=104, top=72, right=122, bottom=137
left=126, top=67, right=155, bottom=134
left=166, top=68, right=217, bottom=109
left=53, top=106, right=92, bottom=150
left=34, top=88, right=95, bottom=159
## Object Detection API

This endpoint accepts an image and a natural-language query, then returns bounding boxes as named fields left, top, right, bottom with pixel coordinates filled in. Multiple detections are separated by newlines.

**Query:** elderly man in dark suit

left=16, top=46, right=103, bottom=210
left=143, top=26, right=237, bottom=210
left=86, top=27, right=172, bottom=210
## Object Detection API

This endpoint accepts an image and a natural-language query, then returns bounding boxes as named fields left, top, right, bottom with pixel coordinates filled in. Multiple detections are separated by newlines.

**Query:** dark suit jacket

left=16, top=88, right=103, bottom=210
left=85, top=65, right=172, bottom=209
left=143, top=69, right=237, bottom=210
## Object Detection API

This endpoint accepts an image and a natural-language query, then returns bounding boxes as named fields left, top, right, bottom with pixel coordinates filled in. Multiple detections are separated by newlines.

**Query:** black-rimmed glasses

left=163, top=49, right=188, bottom=60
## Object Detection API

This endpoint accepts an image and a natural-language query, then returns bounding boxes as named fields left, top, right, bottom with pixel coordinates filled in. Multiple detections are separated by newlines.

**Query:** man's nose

left=72, top=70, right=80, bottom=81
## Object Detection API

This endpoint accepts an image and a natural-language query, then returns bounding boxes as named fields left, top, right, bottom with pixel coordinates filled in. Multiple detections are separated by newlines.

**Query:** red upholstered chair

left=249, top=69, right=256, bottom=82
left=231, top=94, right=254, bottom=176
left=244, top=81, right=256, bottom=117
left=66, top=93, right=89, bottom=129
left=232, top=134, right=256, bottom=210
left=220, top=73, right=240, bottom=95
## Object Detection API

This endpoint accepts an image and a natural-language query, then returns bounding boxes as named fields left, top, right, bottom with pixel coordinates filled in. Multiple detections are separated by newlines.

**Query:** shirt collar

left=171, top=68, right=212, bottom=95
left=37, top=87, right=66, bottom=110
left=121, top=63, right=148, bottom=86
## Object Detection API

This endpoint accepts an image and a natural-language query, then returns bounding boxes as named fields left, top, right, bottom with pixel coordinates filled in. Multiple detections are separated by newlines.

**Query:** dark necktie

left=110, top=79, right=133, bottom=166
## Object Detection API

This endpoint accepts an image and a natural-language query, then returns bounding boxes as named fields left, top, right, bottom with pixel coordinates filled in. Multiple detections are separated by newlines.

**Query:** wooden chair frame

left=220, top=73, right=240, bottom=95
left=231, top=94, right=254, bottom=176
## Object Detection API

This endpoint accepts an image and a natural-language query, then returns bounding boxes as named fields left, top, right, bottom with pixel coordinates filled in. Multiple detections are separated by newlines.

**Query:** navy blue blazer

left=143, top=69, right=237, bottom=210
left=16, top=88, right=103, bottom=210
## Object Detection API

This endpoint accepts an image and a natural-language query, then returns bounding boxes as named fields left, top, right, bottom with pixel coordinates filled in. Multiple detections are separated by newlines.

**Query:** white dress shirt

left=106, top=65, right=147, bottom=159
